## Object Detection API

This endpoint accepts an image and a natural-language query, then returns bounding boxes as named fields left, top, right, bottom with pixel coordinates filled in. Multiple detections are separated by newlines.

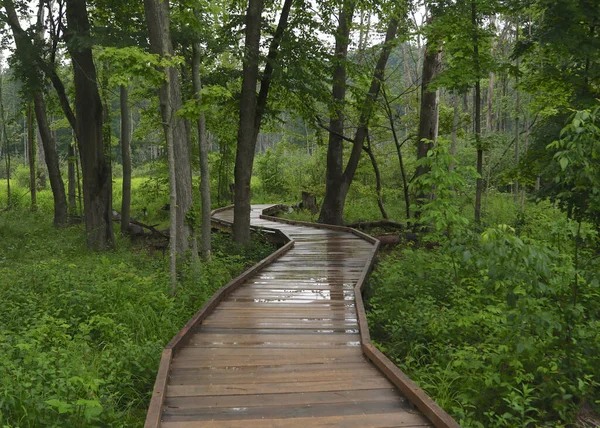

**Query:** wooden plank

left=166, top=377, right=396, bottom=397
left=162, top=399, right=411, bottom=422
left=163, top=388, right=403, bottom=410
left=161, top=412, right=432, bottom=427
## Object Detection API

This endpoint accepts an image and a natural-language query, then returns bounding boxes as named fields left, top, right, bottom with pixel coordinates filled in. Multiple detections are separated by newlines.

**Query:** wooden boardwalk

left=145, top=205, right=459, bottom=427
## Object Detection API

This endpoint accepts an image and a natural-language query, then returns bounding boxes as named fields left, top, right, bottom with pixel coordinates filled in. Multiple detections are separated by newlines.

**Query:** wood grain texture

left=144, top=204, right=459, bottom=427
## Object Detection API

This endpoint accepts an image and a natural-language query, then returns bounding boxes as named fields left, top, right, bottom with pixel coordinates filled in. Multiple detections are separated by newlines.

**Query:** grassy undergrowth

left=0, top=206, right=274, bottom=427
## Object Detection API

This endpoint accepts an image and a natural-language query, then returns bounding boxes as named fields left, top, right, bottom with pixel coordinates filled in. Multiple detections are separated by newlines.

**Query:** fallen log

left=348, top=220, right=405, bottom=230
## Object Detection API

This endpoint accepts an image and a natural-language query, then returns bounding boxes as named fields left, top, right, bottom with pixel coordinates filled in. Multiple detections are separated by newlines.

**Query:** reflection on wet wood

left=145, top=204, right=455, bottom=427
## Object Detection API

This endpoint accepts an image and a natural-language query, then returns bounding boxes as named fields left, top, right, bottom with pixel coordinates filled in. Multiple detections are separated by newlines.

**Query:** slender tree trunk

left=192, top=42, right=212, bottom=259
left=120, top=85, right=132, bottom=233
left=450, top=94, right=459, bottom=170
left=320, top=12, right=398, bottom=225
left=34, top=93, right=68, bottom=225
left=472, top=1, right=483, bottom=224
left=514, top=21, right=520, bottom=204
left=382, top=87, right=410, bottom=219
left=68, top=142, right=77, bottom=214
left=0, top=77, right=10, bottom=208
left=486, top=72, right=494, bottom=133
left=364, top=132, right=388, bottom=219
left=27, top=103, right=37, bottom=210
left=144, top=0, right=193, bottom=255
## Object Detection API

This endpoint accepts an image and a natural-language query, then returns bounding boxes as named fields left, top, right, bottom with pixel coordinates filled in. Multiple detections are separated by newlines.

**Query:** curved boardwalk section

left=145, top=204, right=459, bottom=427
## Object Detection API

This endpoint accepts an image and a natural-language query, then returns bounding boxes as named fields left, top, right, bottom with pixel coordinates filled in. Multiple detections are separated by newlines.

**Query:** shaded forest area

left=0, top=0, right=599, bottom=426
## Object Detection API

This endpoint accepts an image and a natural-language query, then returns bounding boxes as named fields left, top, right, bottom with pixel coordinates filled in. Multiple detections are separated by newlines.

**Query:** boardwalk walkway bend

left=145, top=205, right=460, bottom=427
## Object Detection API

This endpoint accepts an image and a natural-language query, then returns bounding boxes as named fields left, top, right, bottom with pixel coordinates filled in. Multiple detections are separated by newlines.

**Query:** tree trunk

left=68, top=142, right=77, bottom=214
left=450, top=94, right=459, bottom=170
left=364, top=132, right=388, bottom=219
left=320, top=12, right=398, bottom=225
left=65, top=0, right=114, bottom=248
left=120, top=85, right=132, bottom=234
left=472, top=1, right=483, bottom=224
left=27, top=103, right=37, bottom=210
left=318, top=0, right=356, bottom=225
left=34, top=93, right=68, bottom=225
left=486, top=72, right=494, bottom=133
left=514, top=21, right=520, bottom=204
left=233, top=0, right=292, bottom=245
left=144, top=0, right=193, bottom=255
left=415, top=40, right=442, bottom=184
left=192, top=42, right=212, bottom=259
left=233, top=0, right=264, bottom=245
left=382, top=86, right=410, bottom=219
left=0, top=77, right=10, bottom=208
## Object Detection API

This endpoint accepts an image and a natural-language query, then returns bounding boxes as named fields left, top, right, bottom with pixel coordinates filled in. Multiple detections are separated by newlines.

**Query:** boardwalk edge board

left=145, top=204, right=460, bottom=428
left=144, top=206, right=294, bottom=428
left=260, top=210, right=461, bottom=428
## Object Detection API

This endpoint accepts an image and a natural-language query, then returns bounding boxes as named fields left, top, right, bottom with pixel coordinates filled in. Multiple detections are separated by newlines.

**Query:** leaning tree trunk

left=33, top=93, right=68, bottom=226
left=120, top=85, right=132, bottom=234
left=144, top=0, right=193, bottom=254
left=192, top=42, right=212, bottom=259
left=65, top=0, right=114, bottom=248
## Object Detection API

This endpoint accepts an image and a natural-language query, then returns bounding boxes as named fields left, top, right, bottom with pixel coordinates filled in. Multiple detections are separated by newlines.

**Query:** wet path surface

left=158, top=205, right=432, bottom=427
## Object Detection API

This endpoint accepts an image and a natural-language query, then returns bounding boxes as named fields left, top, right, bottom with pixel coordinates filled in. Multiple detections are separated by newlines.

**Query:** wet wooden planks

left=151, top=205, right=434, bottom=427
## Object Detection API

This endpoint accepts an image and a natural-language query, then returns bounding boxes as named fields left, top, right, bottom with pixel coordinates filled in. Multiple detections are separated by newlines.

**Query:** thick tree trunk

left=320, top=13, right=398, bottom=225
left=27, top=103, right=37, bottom=209
left=415, top=41, right=442, bottom=183
left=233, top=0, right=264, bottom=245
left=192, top=42, right=212, bottom=259
left=318, top=0, right=355, bottom=225
left=144, top=0, right=193, bottom=254
left=120, top=85, right=132, bottom=234
left=233, top=0, right=292, bottom=245
left=66, top=0, right=114, bottom=248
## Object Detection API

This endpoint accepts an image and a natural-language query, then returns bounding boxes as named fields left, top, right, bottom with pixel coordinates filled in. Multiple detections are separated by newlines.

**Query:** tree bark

left=27, top=103, right=37, bottom=210
left=144, top=0, right=193, bottom=254
left=2, top=0, right=68, bottom=225
left=233, top=0, right=264, bottom=245
left=415, top=40, right=442, bottom=183
left=450, top=94, right=459, bottom=170
left=364, top=132, right=388, bottom=219
left=120, top=85, right=132, bottom=234
left=192, top=42, right=212, bottom=259
left=68, top=142, right=77, bottom=214
left=318, top=0, right=355, bottom=225
left=319, top=13, right=398, bottom=225
left=472, top=1, right=483, bottom=224
left=233, top=0, right=292, bottom=245
left=66, top=0, right=114, bottom=248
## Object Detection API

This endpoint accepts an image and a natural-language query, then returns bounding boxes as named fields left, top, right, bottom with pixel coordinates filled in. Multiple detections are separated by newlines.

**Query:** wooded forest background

left=0, top=0, right=599, bottom=426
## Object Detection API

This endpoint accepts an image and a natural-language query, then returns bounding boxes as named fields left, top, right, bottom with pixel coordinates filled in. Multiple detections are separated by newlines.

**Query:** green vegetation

left=0, top=182, right=274, bottom=427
